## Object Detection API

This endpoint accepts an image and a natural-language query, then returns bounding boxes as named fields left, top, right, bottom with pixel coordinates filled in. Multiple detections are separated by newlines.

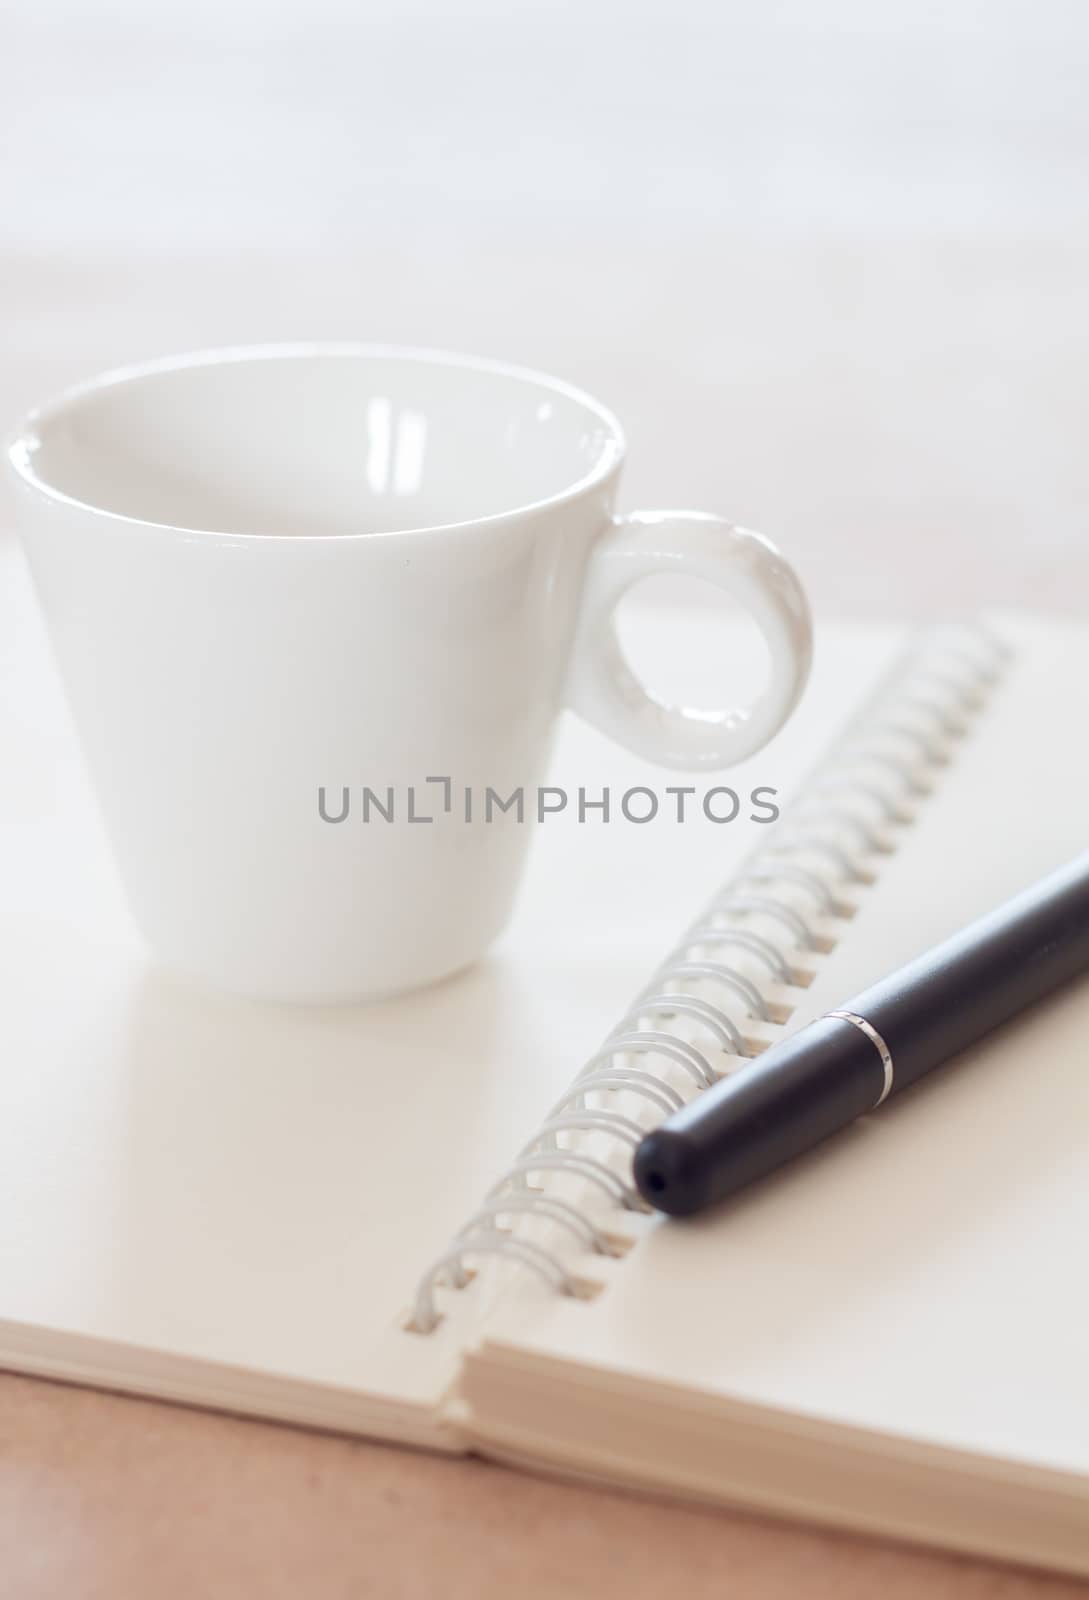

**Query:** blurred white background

left=4, top=0, right=1089, bottom=613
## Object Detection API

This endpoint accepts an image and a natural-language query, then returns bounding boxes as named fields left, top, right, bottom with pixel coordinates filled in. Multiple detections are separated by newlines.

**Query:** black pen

left=634, top=849, right=1089, bottom=1216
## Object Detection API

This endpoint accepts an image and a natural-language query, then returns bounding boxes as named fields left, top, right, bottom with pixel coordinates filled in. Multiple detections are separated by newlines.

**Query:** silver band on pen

left=826, top=1009, right=895, bottom=1107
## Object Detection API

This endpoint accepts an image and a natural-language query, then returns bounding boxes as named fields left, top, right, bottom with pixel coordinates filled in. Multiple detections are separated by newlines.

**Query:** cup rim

left=5, top=342, right=628, bottom=543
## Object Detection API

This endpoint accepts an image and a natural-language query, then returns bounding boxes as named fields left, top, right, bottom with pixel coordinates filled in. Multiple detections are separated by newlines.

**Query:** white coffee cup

left=6, top=345, right=811, bottom=1002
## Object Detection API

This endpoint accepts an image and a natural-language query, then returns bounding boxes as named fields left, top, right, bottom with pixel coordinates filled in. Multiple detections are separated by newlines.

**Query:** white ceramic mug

left=6, top=345, right=811, bottom=1002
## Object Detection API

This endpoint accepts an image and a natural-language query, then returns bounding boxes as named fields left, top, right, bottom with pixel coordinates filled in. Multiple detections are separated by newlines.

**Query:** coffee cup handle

left=566, top=511, right=812, bottom=770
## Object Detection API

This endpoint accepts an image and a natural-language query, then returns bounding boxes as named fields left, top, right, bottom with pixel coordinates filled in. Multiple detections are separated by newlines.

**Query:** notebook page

left=0, top=534, right=901, bottom=1441
left=469, top=616, right=1089, bottom=1479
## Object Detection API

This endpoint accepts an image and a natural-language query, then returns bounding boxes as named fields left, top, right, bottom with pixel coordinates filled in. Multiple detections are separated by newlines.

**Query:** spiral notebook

left=1, top=534, right=1087, bottom=1576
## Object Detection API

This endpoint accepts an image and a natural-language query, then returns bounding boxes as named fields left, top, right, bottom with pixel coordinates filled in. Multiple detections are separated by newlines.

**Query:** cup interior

left=9, top=346, right=624, bottom=538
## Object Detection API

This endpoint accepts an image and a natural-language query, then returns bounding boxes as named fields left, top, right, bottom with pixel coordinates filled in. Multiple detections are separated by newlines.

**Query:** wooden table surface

left=3, top=2, right=1088, bottom=1593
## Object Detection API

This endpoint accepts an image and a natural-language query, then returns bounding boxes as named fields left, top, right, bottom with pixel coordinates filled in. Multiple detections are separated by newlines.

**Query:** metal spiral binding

left=410, top=622, right=1011, bottom=1333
